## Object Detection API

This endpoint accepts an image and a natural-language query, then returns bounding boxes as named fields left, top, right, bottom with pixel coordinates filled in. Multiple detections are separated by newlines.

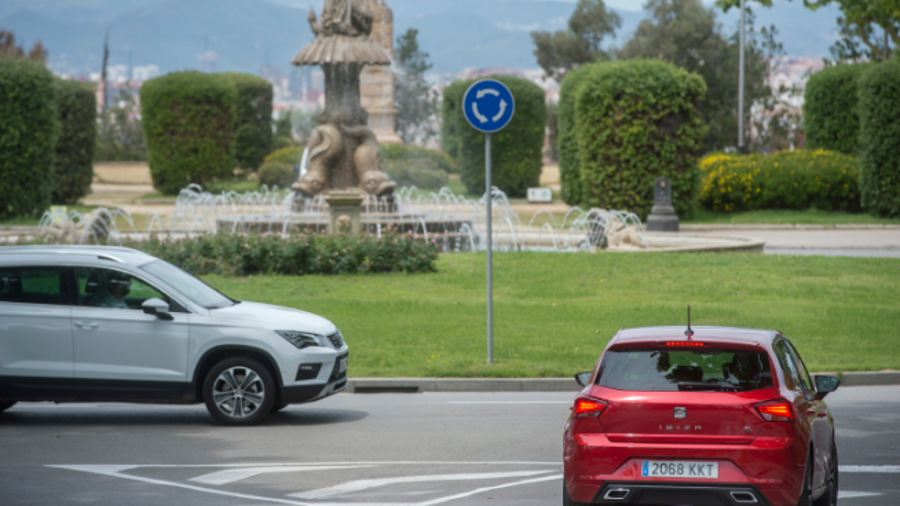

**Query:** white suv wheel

left=203, top=358, right=275, bottom=426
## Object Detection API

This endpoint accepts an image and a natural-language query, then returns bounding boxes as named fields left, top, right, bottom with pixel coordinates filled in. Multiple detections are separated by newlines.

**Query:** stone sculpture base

left=326, top=192, right=365, bottom=235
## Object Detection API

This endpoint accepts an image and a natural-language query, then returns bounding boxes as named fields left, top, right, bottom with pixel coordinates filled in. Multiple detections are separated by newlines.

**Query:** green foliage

left=442, top=75, right=546, bottom=198
left=858, top=61, right=900, bottom=217
left=271, top=111, right=298, bottom=151
left=379, top=144, right=457, bottom=173
left=222, top=73, right=273, bottom=171
left=0, top=58, right=57, bottom=219
left=803, top=63, right=872, bottom=155
left=394, top=28, right=437, bottom=144
left=382, top=159, right=449, bottom=190
left=530, top=0, right=621, bottom=81
left=95, top=86, right=147, bottom=162
left=571, top=60, right=706, bottom=219
left=52, top=78, right=96, bottom=204
left=557, top=65, right=593, bottom=205
left=125, top=232, right=438, bottom=276
left=699, top=150, right=861, bottom=213
left=264, top=146, right=305, bottom=165
left=141, top=71, right=237, bottom=195
left=257, top=161, right=295, bottom=189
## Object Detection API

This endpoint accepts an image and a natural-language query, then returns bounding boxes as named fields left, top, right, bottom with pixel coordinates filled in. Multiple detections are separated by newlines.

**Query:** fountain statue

left=291, top=0, right=397, bottom=198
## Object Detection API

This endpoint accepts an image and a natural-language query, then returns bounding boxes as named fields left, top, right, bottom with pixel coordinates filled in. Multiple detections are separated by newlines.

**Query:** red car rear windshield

left=596, top=348, right=774, bottom=392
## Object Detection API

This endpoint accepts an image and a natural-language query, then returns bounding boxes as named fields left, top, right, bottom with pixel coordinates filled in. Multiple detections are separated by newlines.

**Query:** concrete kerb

left=346, top=372, right=900, bottom=393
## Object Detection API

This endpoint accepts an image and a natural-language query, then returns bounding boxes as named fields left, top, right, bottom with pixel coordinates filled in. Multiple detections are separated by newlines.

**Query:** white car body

left=0, top=246, right=348, bottom=419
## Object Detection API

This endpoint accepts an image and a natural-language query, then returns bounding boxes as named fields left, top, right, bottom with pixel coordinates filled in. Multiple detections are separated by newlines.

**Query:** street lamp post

left=738, top=0, right=746, bottom=154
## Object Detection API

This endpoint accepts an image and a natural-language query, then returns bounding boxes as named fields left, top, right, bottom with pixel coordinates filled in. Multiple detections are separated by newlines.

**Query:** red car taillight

left=756, top=400, right=793, bottom=422
left=572, top=397, right=608, bottom=418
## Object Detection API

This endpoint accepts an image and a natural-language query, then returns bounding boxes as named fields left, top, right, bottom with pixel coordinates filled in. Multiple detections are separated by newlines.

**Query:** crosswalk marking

left=190, top=465, right=373, bottom=485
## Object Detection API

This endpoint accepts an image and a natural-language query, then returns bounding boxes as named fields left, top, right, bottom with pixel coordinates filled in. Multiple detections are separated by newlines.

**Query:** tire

left=0, top=401, right=16, bottom=413
left=813, top=442, right=839, bottom=506
left=270, top=401, right=289, bottom=413
left=562, top=480, right=587, bottom=506
left=203, top=357, right=276, bottom=426
left=797, top=453, right=814, bottom=506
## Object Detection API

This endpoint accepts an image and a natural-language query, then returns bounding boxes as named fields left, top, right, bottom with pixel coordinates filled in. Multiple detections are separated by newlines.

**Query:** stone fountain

left=290, top=0, right=397, bottom=199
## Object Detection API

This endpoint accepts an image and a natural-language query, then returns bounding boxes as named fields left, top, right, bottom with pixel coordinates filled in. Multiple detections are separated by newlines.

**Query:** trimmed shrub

left=557, top=65, right=593, bottom=205
left=859, top=62, right=900, bottom=217
left=0, top=58, right=57, bottom=219
left=573, top=60, right=706, bottom=219
left=222, top=73, right=273, bottom=171
left=258, top=161, right=295, bottom=188
left=803, top=63, right=872, bottom=155
left=52, top=78, right=96, bottom=204
left=379, top=144, right=457, bottom=173
left=123, top=232, right=438, bottom=276
left=382, top=158, right=449, bottom=190
left=699, top=150, right=861, bottom=213
left=264, top=146, right=305, bottom=165
left=141, top=71, right=237, bottom=195
left=442, top=75, right=546, bottom=198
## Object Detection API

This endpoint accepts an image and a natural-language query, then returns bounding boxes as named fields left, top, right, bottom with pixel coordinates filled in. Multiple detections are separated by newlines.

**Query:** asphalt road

left=1, top=386, right=898, bottom=506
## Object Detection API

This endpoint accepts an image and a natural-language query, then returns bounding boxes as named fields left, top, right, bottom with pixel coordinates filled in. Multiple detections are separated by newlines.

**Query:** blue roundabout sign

left=463, top=79, right=515, bottom=133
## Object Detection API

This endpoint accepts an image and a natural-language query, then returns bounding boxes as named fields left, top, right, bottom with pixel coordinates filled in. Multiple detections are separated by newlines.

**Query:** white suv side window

left=74, top=267, right=185, bottom=312
left=0, top=267, right=68, bottom=306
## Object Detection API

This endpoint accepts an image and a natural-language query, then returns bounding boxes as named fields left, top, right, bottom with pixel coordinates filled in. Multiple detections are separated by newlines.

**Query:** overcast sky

left=525, top=0, right=717, bottom=11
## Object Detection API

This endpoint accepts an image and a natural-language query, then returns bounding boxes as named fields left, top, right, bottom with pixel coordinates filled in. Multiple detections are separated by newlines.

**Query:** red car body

left=564, top=326, right=839, bottom=506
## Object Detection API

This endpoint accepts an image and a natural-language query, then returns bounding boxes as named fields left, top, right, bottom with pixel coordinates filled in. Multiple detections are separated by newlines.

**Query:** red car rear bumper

left=564, top=433, right=805, bottom=506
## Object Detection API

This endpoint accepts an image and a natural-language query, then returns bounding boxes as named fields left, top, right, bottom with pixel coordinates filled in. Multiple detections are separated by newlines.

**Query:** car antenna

left=685, top=305, right=694, bottom=339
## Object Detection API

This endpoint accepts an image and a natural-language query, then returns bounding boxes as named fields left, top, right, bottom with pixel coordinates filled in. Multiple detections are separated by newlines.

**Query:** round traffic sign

left=462, top=79, right=515, bottom=133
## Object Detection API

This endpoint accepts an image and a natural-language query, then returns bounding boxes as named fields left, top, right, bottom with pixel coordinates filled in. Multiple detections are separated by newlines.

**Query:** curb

left=346, top=372, right=900, bottom=393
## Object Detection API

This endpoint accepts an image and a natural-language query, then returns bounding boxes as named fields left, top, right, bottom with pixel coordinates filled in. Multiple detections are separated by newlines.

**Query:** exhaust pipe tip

left=729, top=490, right=759, bottom=504
left=602, top=488, right=630, bottom=501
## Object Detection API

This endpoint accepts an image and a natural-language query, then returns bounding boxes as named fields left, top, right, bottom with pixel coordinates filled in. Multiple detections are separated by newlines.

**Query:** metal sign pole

left=486, top=133, right=493, bottom=365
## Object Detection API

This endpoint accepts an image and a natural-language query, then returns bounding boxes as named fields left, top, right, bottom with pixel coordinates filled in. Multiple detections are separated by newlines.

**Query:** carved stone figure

left=290, top=0, right=396, bottom=198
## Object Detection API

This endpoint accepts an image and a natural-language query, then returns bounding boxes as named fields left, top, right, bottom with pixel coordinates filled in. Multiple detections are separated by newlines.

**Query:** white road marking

left=190, top=465, right=374, bottom=485
left=447, top=401, right=571, bottom=405
left=838, top=491, right=883, bottom=499
left=288, top=470, right=553, bottom=499
left=840, top=465, right=900, bottom=473
left=53, top=461, right=562, bottom=468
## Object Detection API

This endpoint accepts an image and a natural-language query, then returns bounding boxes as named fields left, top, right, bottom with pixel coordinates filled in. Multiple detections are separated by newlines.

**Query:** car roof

left=0, top=245, right=156, bottom=266
left=612, top=326, right=778, bottom=346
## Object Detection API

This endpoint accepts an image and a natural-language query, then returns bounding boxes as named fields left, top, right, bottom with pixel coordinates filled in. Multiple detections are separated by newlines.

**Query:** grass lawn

left=685, top=208, right=900, bottom=225
left=203, top=252, right=900, bottom=378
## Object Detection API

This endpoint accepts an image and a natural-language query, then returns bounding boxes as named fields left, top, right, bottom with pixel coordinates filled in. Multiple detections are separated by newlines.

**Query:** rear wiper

left=677, top=382, right=740, bottom=391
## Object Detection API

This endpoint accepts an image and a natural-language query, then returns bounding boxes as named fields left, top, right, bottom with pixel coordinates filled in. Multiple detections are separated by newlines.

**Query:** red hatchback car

left=564, top=326, right=841, bottom=506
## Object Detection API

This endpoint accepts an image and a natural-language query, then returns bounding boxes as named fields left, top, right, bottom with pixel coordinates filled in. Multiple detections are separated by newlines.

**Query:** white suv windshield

left=140, top=260, right=234, bottom=309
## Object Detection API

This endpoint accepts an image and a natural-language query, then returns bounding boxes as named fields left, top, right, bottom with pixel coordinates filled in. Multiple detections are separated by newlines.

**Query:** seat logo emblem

left=674, top=407, right=687, bottom=419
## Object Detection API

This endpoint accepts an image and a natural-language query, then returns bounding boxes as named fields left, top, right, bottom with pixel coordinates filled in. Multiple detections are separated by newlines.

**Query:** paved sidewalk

left=681, top=224, right=900, bottom=257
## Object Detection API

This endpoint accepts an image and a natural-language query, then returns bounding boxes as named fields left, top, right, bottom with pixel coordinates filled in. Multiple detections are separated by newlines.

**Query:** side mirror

left=574, top=372, right=592, bottom=387
left=814, top=375, right=840, bottom=400
left=142, top=298, right=173, bottom=321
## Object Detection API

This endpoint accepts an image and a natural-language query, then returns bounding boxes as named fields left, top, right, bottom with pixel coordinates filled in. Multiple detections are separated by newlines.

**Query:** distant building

left=133, top=65, right=160, bottom=81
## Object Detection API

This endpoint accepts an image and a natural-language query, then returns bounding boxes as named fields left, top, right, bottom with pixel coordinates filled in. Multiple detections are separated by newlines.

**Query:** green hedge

left=264, top=146, right=305, bottom=165
left=859, top=62, right=900, bottom=217
left=222, top=73, right=273, bottom=171
left=803, top=63, right=872, bottom=156
left=699, top=150, right=861, bottom=212
left=258, top=161, right=295, bottom=188
left=572, top=60, right=706, bottom=219
left=52, top=78, right=96, bottom=204
left=382, top=158, right=449, bottom=190
left=0, top=59, right=58, bottom=219
left=379, top=144, right=457, bottom=173
left=442, top=75, right=546, bottom=198
left=141, top=71, right=237, bottom=195
left=557, top=65, right=592, bottom=205
left=123, top=232, right=438, bottom=275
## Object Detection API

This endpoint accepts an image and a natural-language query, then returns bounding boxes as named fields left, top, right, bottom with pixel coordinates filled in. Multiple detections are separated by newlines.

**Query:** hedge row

left=803, top=63, right=873, bottom=156
left=557, top=65, right=592, bottom=205
left=52, top=79, right=96, bottom=204
left=0, top=59, right=57, bottom=220
left=123, top=232, right=438, bottom=276
left=858, top=62, right=900, bottom=217
left=442, top=75, right=546, bottom=198
left=561, top=60, right=707, bottom=219
left=699, top=149, right=860, bottom=213
left=379, top=144, right=457, bottom=174
left=223, top=73, right=273, bottom=171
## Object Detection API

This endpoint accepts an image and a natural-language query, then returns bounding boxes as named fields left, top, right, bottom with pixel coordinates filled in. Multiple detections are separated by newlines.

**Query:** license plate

left=642, top=461, right=718, bottom=479
left=339, top=358, right=348, bottom=373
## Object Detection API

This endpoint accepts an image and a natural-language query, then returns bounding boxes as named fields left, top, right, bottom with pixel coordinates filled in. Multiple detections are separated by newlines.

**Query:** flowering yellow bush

left=699, top=149, right=860, bottom=213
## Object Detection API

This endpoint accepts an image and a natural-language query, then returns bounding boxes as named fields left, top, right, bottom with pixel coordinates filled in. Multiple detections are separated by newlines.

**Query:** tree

left=95, top=85, right=147, bottom=161
left=715, top=0, right=897, bottom=62
left=531, top=0, right=622, bottom=81
left=394, top=28, right=437, bottom=145
left=0, top=31, right=46, bottom=61
left=618, top=0, right=776, bottom=152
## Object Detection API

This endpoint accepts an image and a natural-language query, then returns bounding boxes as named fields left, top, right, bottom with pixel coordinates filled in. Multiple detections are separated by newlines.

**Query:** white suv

left=0, top=245, right=349, bottom=425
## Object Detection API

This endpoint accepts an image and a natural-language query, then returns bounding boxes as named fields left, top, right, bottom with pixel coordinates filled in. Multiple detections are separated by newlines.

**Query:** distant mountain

left=0, top=0, right=843, bottom=76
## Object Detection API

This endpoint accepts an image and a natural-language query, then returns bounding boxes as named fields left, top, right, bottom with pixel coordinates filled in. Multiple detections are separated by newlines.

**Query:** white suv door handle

left=74, top=321, right=99, bottom=329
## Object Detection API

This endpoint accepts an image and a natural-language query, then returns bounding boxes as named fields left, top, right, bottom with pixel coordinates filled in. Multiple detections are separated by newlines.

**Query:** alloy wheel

left=212, top=366, right=266, bottom=419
